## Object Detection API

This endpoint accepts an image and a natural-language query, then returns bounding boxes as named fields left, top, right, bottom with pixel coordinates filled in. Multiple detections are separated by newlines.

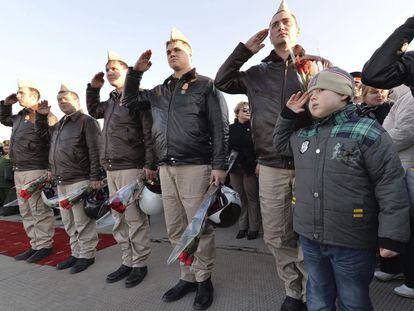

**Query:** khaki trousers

left=229, top=167, right=260, bottom=231
left=259, top=165, right=307, bottom=301
left=107, top=169, right=151, bottom=268
left=14, top=170, right=54, bottom=250
left=160, top=165, right=214, bottom=283
left=57, top=180, right=98, bottom=259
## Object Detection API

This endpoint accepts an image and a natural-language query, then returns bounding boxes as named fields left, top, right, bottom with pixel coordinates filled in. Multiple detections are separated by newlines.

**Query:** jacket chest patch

left=300, top=140, right=310, bottom=154
left=331, top=143, right=360, bottom=167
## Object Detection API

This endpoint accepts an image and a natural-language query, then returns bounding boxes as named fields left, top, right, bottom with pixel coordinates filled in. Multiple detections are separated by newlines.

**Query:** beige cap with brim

left=17, top=80, right=41, bottom=96
left=169, top=27, right=192, bottom=56
left=307, top=67, right=355, bottom=99
left=107, top=50, right=128, bottom=66
left=276, top=0, right=291, bottom=14
left=58, top=83, right=79, bottom=98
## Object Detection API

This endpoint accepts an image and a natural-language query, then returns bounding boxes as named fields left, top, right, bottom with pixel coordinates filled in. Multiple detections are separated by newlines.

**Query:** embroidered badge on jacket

left=300, top=140, right=310, bottom=154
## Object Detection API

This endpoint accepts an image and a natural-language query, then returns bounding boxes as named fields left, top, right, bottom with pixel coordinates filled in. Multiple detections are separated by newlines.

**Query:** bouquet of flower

left=60, top=187, right=93, bottom=210
left=107, top=179, right=145, bottom=213
left=20, top=174, right=49, bottom=201
left=168, top=151, right=239, bottom=267
left=167, top=185, right=220, bottom=266
left=295, top=54, right=332, bottom=91
left=42, top=184, right=91, bottom=209
left=287, top=44, right=331, bottom=91
left=177, top=235, right=201, bottom=266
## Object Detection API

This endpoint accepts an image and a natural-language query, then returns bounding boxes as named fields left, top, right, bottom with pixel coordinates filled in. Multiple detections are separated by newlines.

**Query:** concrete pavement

left=0, top=212, right=413, bottom=311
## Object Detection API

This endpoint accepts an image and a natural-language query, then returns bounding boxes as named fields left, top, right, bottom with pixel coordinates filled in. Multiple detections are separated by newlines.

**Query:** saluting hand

left=91, top=72, right=105, bottom=89
left=286, top=92, right=309, bottom=114
left=245, top=29, right=269, bottom=54
left=134, top=50, right=152, bottom=72
left=4, top=93, right=18, bottom=105
left=37, top=100, right=51, bottom=115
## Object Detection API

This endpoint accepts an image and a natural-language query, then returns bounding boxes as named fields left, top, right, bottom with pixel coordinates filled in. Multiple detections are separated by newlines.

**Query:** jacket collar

left=109, top=89, right=122, bottom=102
left=163, top=68, right=197, bottom=86
left=62, top=110, right=82, bottom=122
left=261, top=44, right=305, bottom=63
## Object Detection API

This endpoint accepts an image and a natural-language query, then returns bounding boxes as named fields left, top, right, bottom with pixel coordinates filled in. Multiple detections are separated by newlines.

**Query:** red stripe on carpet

left=0, top=220, right=116, bottom=266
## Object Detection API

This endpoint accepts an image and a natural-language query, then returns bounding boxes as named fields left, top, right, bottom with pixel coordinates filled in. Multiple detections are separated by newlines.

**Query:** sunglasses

left=241, top=109, right=250, bottom=113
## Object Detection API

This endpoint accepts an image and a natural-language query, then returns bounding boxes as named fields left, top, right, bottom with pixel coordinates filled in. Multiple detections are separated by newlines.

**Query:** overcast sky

left=1, top=0, right=413, bottom=141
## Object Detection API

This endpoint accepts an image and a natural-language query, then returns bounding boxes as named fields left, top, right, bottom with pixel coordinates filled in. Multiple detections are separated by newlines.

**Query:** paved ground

left=0, top=212, right=413, bottom=311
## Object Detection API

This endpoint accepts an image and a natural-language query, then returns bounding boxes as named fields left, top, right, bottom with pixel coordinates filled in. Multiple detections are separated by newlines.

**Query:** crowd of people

left=1, top=1, right=414, bottom=310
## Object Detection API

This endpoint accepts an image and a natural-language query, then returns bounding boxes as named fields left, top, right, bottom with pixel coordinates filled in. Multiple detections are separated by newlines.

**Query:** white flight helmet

left=139, top=180, right=163, bottom=215
left=207, top=186, right=241, bottom=228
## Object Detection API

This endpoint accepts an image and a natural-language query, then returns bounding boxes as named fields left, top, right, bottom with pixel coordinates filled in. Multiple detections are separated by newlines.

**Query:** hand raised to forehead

left=286, top=91, right=309, bottom=113
left=134, top=50, right=152, bottom=72
left=245, top=29, right=269, bottom=54
left=37, top=100, right=50, bottom=115
left=91, top=72, right=105, bottom=89
left=4, top=93, right=18, bottom=105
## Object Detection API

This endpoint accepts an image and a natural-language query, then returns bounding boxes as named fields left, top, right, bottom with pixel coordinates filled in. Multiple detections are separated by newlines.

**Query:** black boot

left=247, top=230, right=259, bottom=240
left=70, top=258, right=95, bottom=274
left=236, top=230, right=247, bottom=239
left=162, top=279, right=198, bottom=302
left=125, top=266, right=147, bottom=288
left=56, top=256, right=78, bottom=270
left=280, top=296, right=305, bottom=311
left=106, top=264, right=132, bottom=283
left=26, top=248, right=53, bottom=263
left=14, top=248, right=36, bottom=261
left=193, top=278, right=214, bottom=310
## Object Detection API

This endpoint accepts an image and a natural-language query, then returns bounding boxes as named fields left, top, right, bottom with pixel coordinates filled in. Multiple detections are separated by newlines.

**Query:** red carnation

left=20, top=189, right=31, bottom=200
left=295, top=59, right=312, bottom=74
left=110, top=198, right=126, bottom=213
left=60, top=199, right=72, bottom=210
left=178, top=251, right=189, bottom=263
left=184, top=255, right=194, bottom=267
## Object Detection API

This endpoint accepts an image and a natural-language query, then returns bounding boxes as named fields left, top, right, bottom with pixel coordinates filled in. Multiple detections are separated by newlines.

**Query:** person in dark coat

left=0, top=140, right=13, bottom=206
left=356, top=84, right=392, bottom=125
left=229, top=102, right=260, bottom=240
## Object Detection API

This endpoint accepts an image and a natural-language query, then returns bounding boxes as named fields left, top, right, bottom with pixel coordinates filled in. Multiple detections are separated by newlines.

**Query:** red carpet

left=0, top=220, right=116, bottom=266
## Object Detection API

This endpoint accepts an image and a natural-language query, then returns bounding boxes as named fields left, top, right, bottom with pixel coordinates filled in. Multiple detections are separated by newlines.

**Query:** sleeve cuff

left=127, top=67, right=144, bottom=79
left=144, top=163, right=157, bottom=171
left=212, top=163, right=228, bottom=171
left=378, top=237, right=408, bottom=254
left=404, top=16, right=414, bottom=28
left=36, top=112, right=48, bottom=121
left=280, top=106, right=299, bottom=120
left=235, top=42, right=255, bottom=58
left=86, top=83, right=100, bottom=92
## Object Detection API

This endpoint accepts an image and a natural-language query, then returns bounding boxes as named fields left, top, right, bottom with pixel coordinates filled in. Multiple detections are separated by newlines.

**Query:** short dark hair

left=165, top=39, right=192, bottom=53
left=270, top=11, right=299, bottom=28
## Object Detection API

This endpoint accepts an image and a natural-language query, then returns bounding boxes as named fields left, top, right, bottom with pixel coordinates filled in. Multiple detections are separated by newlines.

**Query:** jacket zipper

left=281, top=60, right=289, bottom=168
left=10, top=115, right=24, bottom=168
left=104, top=102, right=116, bottom=164
left=281, top=60, right=289, bottom=108
left=165, top=80, right=181, bottom=161
left=52, top=119, right=67, bottom=177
